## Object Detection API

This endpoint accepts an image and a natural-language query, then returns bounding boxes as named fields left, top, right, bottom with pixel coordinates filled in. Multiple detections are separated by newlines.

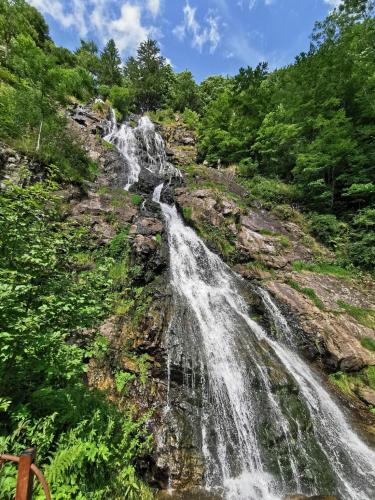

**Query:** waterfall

left=106, top=115, right=375, bottom=498
left=153, top=183, right=375, bottom=500
left=104, top=114, right=180, bottom=190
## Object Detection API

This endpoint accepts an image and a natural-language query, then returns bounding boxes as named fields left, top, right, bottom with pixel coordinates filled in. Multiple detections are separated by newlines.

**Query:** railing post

left=15, top=448, right=35, bottom=500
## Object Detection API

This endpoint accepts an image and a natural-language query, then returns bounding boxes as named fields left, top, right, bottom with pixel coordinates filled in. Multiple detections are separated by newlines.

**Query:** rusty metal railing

left=0, top=448, right=51, bottom=500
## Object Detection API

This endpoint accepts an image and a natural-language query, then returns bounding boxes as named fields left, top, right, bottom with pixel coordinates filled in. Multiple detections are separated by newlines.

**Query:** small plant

left=278, top=235, right=290, bottom=249
left=155, top=233, right=162, bottom=244
left=109, top=228, right=130, bottom=258
left=182, top=206, right=193, bottom=221
left=115, top=371, right=136, bottom=393
left=102, top=139, right=115, bottom=151
left=137, top=354, right=151, bottom=387
left=329, top=371, right=352, bottom=395
left=109, top=260, right=129, bottom=289
left=131, top=194, right=143, bottom=206
left=366, top=366, right=375, bottom=390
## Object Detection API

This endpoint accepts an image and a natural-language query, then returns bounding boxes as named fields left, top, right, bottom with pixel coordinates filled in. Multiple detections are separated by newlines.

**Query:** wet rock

left=266, top=281, right=375, bottom=372
left=356, top=387, right=375, bottom=407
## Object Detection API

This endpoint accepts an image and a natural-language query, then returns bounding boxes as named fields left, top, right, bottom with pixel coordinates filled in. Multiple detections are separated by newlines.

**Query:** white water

left=153, top=183, right=375, bottom=500
left=104, top=114, right=180, bottom=190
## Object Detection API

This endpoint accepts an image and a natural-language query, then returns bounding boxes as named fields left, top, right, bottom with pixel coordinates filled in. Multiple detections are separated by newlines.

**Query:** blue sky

left=28, top=0, right=342, bottom=81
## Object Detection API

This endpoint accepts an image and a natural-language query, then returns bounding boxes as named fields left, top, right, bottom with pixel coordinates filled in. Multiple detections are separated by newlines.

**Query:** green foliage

left=197, top=6, right=375, bottom=270
left=337, top=300, right=375, bottom=329
left=361, top=337, right=375, bottom=352
left=241, top=176, right=302, bottom=206
left=287, top=279, right=325, bottom=310
left=329, top=371, right=352, bottom=395
left=169, top=70, right=200, bottom=112
left=130, top=193, right=143, bottom=206
left=124, top=39, right=173, bottom=112
left=98, top=39, right=122, bottom=86
left=308, top=213, right=347, bottom=249
left=115, top=371, right=136, bottom=394
left=182, top=206, right=193, bottom=221
left=109, top=85, right=134, bottom=119
left=198, top=224, right=236, bottom=258
left=291, top=260, right=352, bottom=278
left=181, top=107, right=200, bottom=130
left=0, top=180, right=150, bottom=498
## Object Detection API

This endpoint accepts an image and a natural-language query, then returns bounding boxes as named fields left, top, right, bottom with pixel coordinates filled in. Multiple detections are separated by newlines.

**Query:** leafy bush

left=0, top=181, right=151, bottom=498
left=109, top=85, right=134, bottom=119
left=242, top=176, right=302, bottom=205
left=182, top=107, right=200, bottom=130
left=308, top=213, right=347, bottom=248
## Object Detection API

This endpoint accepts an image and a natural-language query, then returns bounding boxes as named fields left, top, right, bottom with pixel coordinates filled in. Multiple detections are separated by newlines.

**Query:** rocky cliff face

left=172, top=171, right=375, bottom=436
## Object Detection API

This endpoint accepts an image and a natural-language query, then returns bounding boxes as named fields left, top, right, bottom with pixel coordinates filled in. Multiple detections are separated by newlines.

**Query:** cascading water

left=104, top=113, right=180, bottom=190
left=152, top=184, right=375, bottom=500
left=107, top=116, right=375, bottom=499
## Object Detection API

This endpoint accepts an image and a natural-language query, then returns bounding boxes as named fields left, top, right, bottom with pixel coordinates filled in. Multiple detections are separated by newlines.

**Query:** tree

left=169, top=70, right=200, bottom=112
left=124, top=39, right=173, bottom=111
left=75, top=39, right=100, bottom=77
left=98, top=38, right=122, bottom=86
left=199, top=75, right=230, bottom=111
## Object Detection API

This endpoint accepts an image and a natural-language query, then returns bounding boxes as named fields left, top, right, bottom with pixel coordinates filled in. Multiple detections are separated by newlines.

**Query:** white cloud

left=146, top=0, right=161, bottom=17
left=237, top=0, right=276, bottom=9
left=173, top=2, right=221, bottom=54
left=29, top=0, right=88, bottom=36
left=324, top=0, right=343, bottom=7
left=110, top=3, right=151, bottom=54
left=28, top=1, right=161, bottom=56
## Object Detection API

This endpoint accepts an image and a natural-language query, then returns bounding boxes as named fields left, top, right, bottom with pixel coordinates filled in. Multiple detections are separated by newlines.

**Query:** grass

left=367, top=366, right=375, bottom=391
left=329, top=367, right=375, bottom=412
left=361, top=337, right=375, bottom=352
left=337, top=300, right=375, bottom=329
left=259, top=229, right=290, bottom=249
left=292, top=260, right=351, bottom=278
left=329, top=371, right=353, bottom=395
left=287, top=278, right=325, bottom=310
left=182, top=206, right=193, bottom=221
left=109, top=260, right=129, bottom=289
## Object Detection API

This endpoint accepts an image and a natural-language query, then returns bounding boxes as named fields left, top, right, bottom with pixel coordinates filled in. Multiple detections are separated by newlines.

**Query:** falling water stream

left=108, top=115, right=375, bottom=499
left=104, top=113, right=180, bottom=189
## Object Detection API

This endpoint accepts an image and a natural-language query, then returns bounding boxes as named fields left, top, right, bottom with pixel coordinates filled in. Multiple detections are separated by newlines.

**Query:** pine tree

left=98, top=38, right=122, bottom=86
left=124, top=39, right=173, bottom=112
